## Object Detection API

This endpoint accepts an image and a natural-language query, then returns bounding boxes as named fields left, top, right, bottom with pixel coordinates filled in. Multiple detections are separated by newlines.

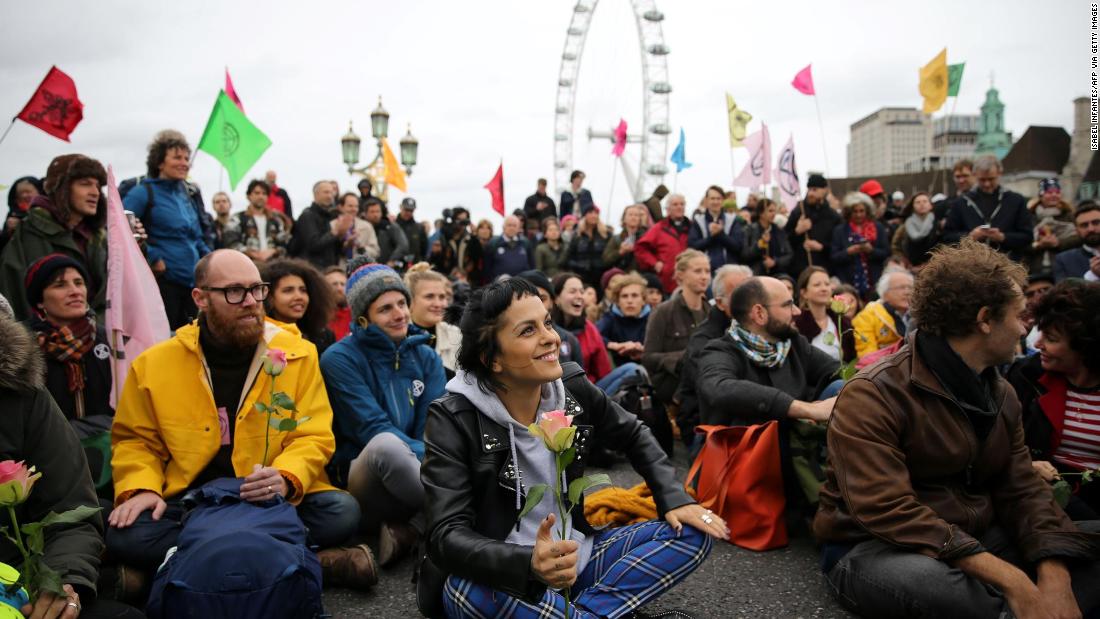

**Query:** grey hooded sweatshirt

left=446, top=370, right=595, bottom=577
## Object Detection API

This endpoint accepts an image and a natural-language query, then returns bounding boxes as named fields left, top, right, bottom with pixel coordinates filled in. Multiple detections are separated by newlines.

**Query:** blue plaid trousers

left=442, top=520, right=712, bottom=619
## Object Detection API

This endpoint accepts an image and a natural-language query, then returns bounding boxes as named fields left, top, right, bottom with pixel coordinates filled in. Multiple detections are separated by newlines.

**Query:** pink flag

left=773, top=134, right=800, bottom=212
left=791, top=64, right=815, bottom=96
left=225, top=67, right=245, bottom=114
left=734, top=123, right=772, bottom=190
left=611, top=119, right=628, bottom=157
left=105, top=166, right=170, bottom=407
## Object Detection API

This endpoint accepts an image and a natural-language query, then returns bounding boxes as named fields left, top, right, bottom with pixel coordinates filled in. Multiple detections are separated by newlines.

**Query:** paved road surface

left=323, top=449, right=856, bottom=618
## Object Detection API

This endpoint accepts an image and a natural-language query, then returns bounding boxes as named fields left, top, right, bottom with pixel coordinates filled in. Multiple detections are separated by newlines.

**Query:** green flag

left=197, top=90, right=271, bottom=189
left=947, top=62, right=965, bottom=97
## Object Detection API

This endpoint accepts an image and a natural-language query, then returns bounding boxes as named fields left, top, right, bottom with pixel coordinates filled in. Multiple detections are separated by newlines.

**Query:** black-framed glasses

left=202, top=283, right=270, bottom=304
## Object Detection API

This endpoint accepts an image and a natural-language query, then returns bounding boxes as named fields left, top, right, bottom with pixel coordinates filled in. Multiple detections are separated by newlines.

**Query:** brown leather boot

left=377, top=521, right=420, bottom=567
left=317, top=544, right=379, bottom=590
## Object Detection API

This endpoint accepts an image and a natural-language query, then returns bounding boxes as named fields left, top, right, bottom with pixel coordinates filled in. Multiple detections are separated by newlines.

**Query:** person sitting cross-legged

left=320, top=263, right=446, bottom=567
left=694, top=276, right=840, bottom=521
left=421, top=277, right=728, bottom=618
left=106, top=249, right=375, bottom=590
left=814, top=239, right=1100, bottom=618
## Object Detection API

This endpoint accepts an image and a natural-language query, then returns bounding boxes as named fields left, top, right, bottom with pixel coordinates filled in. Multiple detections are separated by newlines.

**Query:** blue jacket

left=1054, top=246, right=1098, bottom=282
left=596, top=304, right=650, bottom=366
left=320, top=323, right=446, bottom=484
left=688, top=211, right=744, bottom=271
left=123, top=179, right=210, bottom=286
left=483, top=235, right=534, bottom=281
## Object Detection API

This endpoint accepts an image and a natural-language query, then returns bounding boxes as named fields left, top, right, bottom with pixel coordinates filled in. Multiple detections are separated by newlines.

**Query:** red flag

left=484, top=163, right=505, bottom=216
left=16, top=66, right=84, bottom=141
left=225, top=67, right=245, bottom=114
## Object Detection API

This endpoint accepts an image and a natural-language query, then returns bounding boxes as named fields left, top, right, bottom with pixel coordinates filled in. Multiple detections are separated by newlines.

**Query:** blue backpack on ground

left=145, top=478, right=326, bottom=619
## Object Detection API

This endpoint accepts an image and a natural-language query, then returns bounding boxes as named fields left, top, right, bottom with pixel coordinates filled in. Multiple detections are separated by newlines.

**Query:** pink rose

left=262, top=348, right=288, bottom=376
left=527, top=410, right=576, bottom=453
left=0, top=461, right=41, bottom=506
left=829, top=295, right=851, bottom=316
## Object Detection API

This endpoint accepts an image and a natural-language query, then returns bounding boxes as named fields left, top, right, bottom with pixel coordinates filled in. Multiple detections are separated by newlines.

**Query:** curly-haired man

left=814, top=238, right=1100, bottom=618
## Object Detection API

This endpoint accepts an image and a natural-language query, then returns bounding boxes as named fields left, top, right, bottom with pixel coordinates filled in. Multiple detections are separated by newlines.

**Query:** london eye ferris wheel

left=552, top=0, right=672, bottom=204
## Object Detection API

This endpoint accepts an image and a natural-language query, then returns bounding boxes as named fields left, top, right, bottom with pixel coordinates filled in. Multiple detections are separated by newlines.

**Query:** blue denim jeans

left=595, top=362, right=642, bottom=395
left=825, top=521, right=1100, bottom=618
left=106, top=489, right=360, bottom=570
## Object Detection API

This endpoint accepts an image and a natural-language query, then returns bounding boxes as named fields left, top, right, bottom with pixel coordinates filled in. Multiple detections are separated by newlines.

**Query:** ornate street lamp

left=341, top=121, right=361, bottom=168
left=341, top=96, right=418, bottom=199
left=399, top=123, right=418, bottom=175
left=370, top=97, right=390, bottom=140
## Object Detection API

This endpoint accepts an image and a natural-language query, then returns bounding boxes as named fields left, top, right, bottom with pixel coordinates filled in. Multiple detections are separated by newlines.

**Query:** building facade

left=847, top=107, right=931, bottom=177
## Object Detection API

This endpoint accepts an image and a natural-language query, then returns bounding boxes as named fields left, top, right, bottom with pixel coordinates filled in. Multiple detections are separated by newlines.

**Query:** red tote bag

left=686, top=422, right=788, bottom=550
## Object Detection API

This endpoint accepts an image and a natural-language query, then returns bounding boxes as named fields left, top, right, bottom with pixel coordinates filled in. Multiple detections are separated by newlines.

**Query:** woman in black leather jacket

left=419, top=278, right=727, bottom=618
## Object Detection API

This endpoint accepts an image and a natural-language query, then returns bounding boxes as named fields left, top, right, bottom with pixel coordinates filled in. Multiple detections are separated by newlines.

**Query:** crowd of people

left=0, top=126, right=1098, bottom=618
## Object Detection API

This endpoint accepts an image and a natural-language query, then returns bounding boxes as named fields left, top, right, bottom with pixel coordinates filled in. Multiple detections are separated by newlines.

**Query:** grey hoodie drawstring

left=509, top=424, right=522, bottom=531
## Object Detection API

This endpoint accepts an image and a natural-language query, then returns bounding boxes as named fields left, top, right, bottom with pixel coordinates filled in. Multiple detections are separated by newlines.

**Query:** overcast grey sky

left=0, top=0, right=1088, bottom=224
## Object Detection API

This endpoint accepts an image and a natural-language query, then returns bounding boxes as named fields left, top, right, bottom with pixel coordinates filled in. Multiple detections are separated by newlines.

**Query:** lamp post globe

left=370, top=96, right=390, bottom=140
left=341, top=121, right=361, bottom=170
left=400, top=123, right=419, bottom=175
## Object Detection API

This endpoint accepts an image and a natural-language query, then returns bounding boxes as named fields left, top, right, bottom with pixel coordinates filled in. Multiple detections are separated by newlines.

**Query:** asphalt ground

left=322, top=449, right=857, bottom=619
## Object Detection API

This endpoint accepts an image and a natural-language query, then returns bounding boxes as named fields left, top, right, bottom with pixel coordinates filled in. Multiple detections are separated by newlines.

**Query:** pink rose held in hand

left=528, top=410, right=576, bottom=453
left=0, top=460, right=42, bottom=506
left=262, top=348, right=288, bottom=376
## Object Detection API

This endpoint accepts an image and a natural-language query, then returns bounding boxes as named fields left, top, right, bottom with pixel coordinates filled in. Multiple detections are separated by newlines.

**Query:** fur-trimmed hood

left=0, top=315, right=45, bottom=392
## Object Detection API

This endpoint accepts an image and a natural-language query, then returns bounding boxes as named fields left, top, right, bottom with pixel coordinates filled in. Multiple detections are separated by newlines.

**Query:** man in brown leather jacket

left=814, top=239, right=1100, bottom=618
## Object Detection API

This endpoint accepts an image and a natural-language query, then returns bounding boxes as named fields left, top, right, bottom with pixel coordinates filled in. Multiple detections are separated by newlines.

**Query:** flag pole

left=605, top=156, right=618, bottom=226
left=0, top=118, right=16, bottom=150
left=813, top=95, right=830, bottom=178
left=729, top=147, right=737, bottom=188
left=930, top=95, right=961, bottom=195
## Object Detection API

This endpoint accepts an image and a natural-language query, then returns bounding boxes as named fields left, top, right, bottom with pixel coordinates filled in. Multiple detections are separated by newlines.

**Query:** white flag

left=774, top=134, right=800, bottom=213
left=733, top=123, right=772, bottom=190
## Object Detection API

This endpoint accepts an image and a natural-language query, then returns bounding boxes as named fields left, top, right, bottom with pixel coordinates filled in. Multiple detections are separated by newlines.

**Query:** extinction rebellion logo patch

left=412, top=380, right=425, bottom=398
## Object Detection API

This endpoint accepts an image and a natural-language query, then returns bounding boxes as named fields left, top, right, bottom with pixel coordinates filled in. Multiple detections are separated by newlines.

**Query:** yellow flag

left=919, top=48, right=949, bottom=114
left=382, top=137, right=407, bottom=192
left=727, top=93, right=753, bottom=148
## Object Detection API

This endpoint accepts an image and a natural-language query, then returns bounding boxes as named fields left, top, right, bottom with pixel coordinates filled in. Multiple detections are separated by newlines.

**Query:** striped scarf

left=728, top=320, right=791, bottom=369
left=33, top=313, right=97, bottom=418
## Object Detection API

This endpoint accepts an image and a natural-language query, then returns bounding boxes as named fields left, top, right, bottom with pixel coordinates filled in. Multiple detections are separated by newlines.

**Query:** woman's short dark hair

left=570, top=170, right=585, bottom=182
left=1033, top=279, right=1100, bottom=372
left=145, top=129, right=191, bottom=179
left=910, top=238, right=1026, bottom=338
left=754, top=197, right=776, bottom=221
left=448, top=277, right=540, bottom=393
left=900, top=191, right=930, bottom=218
left=260, top=258, right=335, bottom=345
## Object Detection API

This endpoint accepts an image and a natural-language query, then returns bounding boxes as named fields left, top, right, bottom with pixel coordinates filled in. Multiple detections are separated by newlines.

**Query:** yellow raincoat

left=111, top=320, right=337, bottom=506
left=851, top=300, right=902, bottom=360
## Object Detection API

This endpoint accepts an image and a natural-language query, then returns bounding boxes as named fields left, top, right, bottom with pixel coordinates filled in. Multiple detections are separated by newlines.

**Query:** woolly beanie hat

left=24, top=253, right=90, bottom=314
left=346, top=263, right=410, bottom=320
